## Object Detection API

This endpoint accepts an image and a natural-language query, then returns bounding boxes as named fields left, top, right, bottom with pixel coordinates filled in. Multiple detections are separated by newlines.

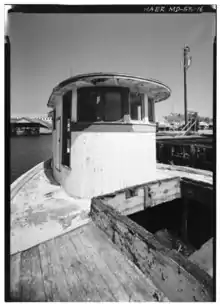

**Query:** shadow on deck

left=43, top=159, right=59, bottom=186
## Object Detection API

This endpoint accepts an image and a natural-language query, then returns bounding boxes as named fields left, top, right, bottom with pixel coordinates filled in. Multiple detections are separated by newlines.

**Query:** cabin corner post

left=143, top=93, right=149, bottom=122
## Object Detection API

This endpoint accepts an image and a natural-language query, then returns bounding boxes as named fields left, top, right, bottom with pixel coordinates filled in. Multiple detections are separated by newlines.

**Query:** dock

left=10, top=159, right=214, bottom=302
left=156, top=135, right=213, bottom=171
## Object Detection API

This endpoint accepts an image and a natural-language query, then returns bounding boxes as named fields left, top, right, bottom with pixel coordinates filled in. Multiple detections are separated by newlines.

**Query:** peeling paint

left=11, top=162, right=91, bottom=254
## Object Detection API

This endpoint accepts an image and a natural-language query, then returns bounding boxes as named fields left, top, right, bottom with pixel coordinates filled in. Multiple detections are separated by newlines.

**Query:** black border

left=5, top=36, right=11, bottom=301
left=8, top=4, right=216, bottom=14
left=6, top=5, right=217, bottom=301
left=212, top=33, right=216, bottom=301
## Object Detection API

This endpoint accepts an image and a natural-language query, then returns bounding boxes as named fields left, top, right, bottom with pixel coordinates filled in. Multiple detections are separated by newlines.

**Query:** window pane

left=78, top=89, right=102, bottom=122
left=104, top=92, right=122, bottom=121
left=130, top=93, right=144, bottom=120
left=78, top=88, right=123, bottom=122
left=148, top=99, right=155, bottom=122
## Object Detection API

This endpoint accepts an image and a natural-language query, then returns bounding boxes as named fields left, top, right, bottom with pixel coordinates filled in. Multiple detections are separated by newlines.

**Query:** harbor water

left=11, top=135, right=52, bottom=183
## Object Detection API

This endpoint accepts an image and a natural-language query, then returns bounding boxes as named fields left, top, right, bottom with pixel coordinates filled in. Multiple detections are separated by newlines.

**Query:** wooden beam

left=90, top=199, right=213, bottom=302
left=98, top=176, right=181, bottom=216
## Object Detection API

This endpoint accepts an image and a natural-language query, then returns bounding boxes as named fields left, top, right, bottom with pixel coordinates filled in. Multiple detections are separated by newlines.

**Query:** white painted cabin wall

left=61, top=129, right=156, bottom=199
left=52, top=88, right=157, bottom=199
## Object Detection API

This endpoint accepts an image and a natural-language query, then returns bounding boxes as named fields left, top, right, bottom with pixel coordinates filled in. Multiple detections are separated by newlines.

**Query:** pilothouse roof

left=48, top=72, right=171, bottom=107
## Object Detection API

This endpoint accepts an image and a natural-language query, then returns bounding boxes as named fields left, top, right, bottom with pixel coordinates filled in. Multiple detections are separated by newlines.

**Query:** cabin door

left=56, top=117, right=61, bottom=171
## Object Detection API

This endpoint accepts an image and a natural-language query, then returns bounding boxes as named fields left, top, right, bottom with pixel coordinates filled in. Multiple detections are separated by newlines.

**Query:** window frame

left=76, top=86, right=156, bottom=124
left=129, top=91, right=145, bottom=121
left=77, top=86, right=129, bottom=123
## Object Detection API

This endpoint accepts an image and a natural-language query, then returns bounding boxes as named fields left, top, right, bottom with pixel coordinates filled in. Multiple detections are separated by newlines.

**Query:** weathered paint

left=11, top=161, right=91, bottom=255
left=53, top=130, right=156, bottom=198
left=90, top=199, right=213, bottom=302
left=93, top=165, right=212, bottom=216
left=48, top=73, right=171, bottom=107
left=51, top=83, right=159, bottom=199
left=10, top=222, right=168, bottom=302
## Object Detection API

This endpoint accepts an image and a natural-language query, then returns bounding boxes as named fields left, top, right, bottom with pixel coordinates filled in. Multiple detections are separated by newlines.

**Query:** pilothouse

left=48, top=73, right=171, bottom=198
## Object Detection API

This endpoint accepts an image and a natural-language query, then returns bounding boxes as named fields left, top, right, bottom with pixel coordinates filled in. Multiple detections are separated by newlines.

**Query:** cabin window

left=103, top=92, right=122, bottom=121
left=148, top=98, right=155, bottom=122
left=77, top=87, right=125, bottom=122
left=130, top=92, right=144, bottom=120
left=62, top=90, right=72, bottom=167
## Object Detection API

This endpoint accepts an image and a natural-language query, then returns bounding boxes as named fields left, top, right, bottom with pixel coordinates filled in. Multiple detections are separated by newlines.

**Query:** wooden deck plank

left=77, top=227, right=132, bottom=302
left=10, top=252, right=21, bottom=301
left=91, top=198, right=213, bottom=302
left=57, top=231, right=102, bottom=302
left=78, top=224, right=133, bottom=301
left=69, top=232, right=116, bottom=301
left=38, top=240, right=72, bottom=301
left=85, top=224, right=167, bottom=301
left=38, top=243, right=53, bottom=301
left=20, top=249, right=33, bottom=301
left=28, top=247, right=46, bottom=301
left=82, top=223, right=160, bottom=302
left=55, top=232, right=94, bottom=302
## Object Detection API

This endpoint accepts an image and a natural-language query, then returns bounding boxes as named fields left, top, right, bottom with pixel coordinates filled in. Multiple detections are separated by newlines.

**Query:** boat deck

left=10, top=159, right=213, bottom=302
left=10, top=160, right=212, bottom=255
left=10, top=222, right=166, bottom=302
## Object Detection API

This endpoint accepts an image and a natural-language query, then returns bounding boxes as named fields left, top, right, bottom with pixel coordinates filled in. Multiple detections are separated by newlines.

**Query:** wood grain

left=69, top=232, right=116, bottom=301
left=39, top=239, right=71, bottom=301
left=58, top=231, right=102, bottom=302
left=99, top=176, right=181, bottom=216
left=91, top=198, right=213, bottom=302
left=10, top=252, right=21, bottom=301
left=82, top=223, right=161, bottom=301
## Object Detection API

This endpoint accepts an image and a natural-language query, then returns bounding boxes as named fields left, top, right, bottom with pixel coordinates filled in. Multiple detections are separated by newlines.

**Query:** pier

left=11, top=117, right=52, bottom=136
left=156, top=135, right=213, bottom=171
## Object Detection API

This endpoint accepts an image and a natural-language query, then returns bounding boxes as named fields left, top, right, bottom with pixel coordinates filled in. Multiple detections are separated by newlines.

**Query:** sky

left=9, top=12, right=215, bottom=120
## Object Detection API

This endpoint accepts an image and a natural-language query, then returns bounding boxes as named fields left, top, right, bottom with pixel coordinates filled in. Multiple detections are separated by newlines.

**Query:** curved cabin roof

left=48, top=72, right=171, bottom=107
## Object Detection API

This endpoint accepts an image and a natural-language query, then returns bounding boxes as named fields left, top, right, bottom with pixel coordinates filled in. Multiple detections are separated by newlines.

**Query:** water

left=11, top=135, right=52, bottom=183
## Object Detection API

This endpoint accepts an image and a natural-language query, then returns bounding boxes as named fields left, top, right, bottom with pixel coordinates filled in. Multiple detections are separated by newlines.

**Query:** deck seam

left=54, top=236, right=86, bottom=301
left=82, top=223, right=152, bottom=301
left=68, top=232, right=103, bottom=301
left=78, top=226, right=132, bottom=301
left=36, top=245, right=48, bottom=301
left=77, top=233, right=118, bottom=301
